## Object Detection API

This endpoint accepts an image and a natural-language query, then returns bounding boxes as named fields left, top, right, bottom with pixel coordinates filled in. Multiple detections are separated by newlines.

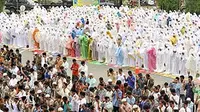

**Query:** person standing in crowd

left=116, top=68, right=126, bottom=84
left=79, top=61, right=88, bottom=77
left=137, top=73, right=145, bottom=89
left=55, top=54, right=63, bottom=71
left=144, top=74, right=154, bottom=90
left=71, top=59, right=79, bottom=83
left=161, top=82, right=171, bottom=96
left=107, top=68, right=116, bottom=84
left=170, top=89, right=180, bottom=112
left=126, top=71, right=136, bottom=89
left=185, top=76, right=194, bottom=102
left=62, top=57, right=69, bottom=74
left=119, top=98, right=132, bottom=112
left=186, top=98, right=194, bottom=112
left=85, top=73, right=96, bottom=88
left=41, top=52, right=48, bottom=67
left=180, top=75, right=186, bottom=104
left=112, top=85, right=122, bottom=112
left=179, top=101, right=191, bottom=112
left=15, top=49, right=22, bottom=63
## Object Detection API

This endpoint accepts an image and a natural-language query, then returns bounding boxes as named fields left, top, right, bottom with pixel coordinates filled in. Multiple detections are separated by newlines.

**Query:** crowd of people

left=0, top=6, right=200, bottom=77
left=0, top=44, right=197, bottom=112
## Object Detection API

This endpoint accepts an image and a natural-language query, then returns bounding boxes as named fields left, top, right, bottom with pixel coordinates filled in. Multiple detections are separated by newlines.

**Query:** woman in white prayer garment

left=155, top=46, right=164, bottom=72
left=170, top=47, right=180, bottom=75
left=179, top=48, right=187, bottom=76
left=186, top=48, right=197, bottom=77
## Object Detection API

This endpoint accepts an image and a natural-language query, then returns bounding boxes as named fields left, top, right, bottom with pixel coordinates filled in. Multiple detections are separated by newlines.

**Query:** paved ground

left=6, top=45, right=173, bottom=85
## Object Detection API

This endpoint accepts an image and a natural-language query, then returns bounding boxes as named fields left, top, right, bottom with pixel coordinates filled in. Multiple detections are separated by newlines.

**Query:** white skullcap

left=108, top=79, right=112, bottom=82
left=133, top=104, right=139, bottom=109
left=45, top=94, right=50, bottom=98
left=186, top=98, right=191, bottom=101
left=52, top=82, right=57, bottom=85
left=121, top=98, right=127, bottom=102
left=37, top=90, right=42, bottom=94
left=58, top=107, right=63, bottom=111
left=25, top=86, right=29, bottom=89
left=89, top=73, right=93, bottom=76
left=3, top=73, right=7, bottom=76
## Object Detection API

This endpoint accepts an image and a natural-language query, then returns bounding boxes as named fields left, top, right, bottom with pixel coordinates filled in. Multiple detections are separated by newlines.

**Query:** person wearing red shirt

left=71, top=59, right=79, bottom=83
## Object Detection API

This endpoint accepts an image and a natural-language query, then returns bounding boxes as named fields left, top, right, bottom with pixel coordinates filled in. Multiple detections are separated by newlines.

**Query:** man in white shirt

left=78, top=92, right=87, bottom=111
left=167, top=101, right=174, bottom=112
left=170, top=89, right=180, bottom=112
left=116, top=68, right=126, bottom=83
left=103, top=96, right=113, bottom=112
left=71, top=89, right=79, bottom=112
left=10, top=64, right=19, bottom=75
left=41, top=52, right=48, bottom=67
left=62, top=57, right=69, bottom=74
left=179, top=101, right=191, bottom=112
left=186, top=98, right=194, bottom=112
left=161, top=82, right=171, bottom=96
left=79, top=61, right=88, bottom=77
left=157, top=100, right=166, bottom=112
left=9, top=75, right=18, bottom=87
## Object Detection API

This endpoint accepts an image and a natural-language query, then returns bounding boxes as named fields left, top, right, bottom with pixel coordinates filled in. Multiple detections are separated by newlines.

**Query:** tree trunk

left=0, top=0, right=5, bottom=12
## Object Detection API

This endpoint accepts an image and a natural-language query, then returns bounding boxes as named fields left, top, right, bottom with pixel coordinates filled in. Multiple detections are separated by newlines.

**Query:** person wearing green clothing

left=79, top=34, right=89, bottom=59
left=62, top=96, right=72, bottom=112
left=79, top=35, right=84, bottom=58
left=180, top=26, right=186, bottom=35
left=83, top=34, right=89, bottom=59
left=87, top=35, right=93, bottom=60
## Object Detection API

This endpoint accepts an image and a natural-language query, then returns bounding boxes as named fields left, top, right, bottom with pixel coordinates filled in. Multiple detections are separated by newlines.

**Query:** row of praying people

left=0, top=6, right=200, bottom=77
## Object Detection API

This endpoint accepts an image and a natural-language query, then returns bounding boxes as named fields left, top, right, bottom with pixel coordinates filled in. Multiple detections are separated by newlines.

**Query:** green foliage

left=185, top=0, right=200, bottom=14
left=157, top=0, right=200, bottom=14
left=0, top=0, right=6, bottom=12
left=157, top=0, right=180, bottom=12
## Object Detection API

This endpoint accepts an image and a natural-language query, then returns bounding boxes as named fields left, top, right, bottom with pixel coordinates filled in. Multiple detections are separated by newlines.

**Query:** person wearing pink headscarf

left=66, top=35, right=75, bottom=57
left=147, top=47, right=156, bottom=72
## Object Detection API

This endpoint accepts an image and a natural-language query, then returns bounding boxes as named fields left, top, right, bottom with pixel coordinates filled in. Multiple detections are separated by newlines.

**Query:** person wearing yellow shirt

left=170, top=35, right=178, bottom=46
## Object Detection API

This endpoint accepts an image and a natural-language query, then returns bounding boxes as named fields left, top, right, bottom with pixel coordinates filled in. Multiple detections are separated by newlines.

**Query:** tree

left=157, top=0, right=180, bottom=12
left=0, top=0, right=5, bottom=12
left=185, top=0, right=200, bottom=14
left=157, top=0, right=200, bottom=14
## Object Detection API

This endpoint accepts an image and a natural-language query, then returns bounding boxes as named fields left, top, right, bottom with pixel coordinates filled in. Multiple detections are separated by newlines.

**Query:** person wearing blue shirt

left=169, top=77, right=181, bottom=95
left=112, top=85, right=122, bottom=112
left=126, top=91, right=135, bottom=106
left=126, top=71, right=136, bottom=89
left=44, top=71, right=50, bottom=79
left=80, top=71, right=86, bottom=84
left=185, top=76, right=194, bottom=102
